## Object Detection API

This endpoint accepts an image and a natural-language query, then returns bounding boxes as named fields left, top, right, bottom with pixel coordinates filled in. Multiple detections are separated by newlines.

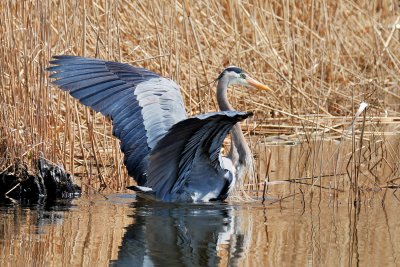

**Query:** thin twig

left=4, top=183, right=20, bottom=197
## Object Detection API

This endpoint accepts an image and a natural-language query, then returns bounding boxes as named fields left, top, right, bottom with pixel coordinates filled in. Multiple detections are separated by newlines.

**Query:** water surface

left=0, top=194, right=399, bottom=266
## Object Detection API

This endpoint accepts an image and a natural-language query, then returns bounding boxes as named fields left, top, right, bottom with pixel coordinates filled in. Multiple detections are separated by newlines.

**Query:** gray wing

left=48, top=55, right=187, bottom=185
left=146, top=111, right=253, bottom=201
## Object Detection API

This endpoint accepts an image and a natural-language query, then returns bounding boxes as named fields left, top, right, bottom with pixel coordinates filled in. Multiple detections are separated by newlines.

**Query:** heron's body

left=48, top=56, right=271, bottom=202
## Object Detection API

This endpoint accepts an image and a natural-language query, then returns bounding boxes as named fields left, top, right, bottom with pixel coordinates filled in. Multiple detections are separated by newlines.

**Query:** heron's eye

left=240, top=73, right=246, bottom=79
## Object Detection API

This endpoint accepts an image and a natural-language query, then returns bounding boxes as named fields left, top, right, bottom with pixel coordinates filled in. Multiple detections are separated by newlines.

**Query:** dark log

left=0, top=158, right=81, bottom=201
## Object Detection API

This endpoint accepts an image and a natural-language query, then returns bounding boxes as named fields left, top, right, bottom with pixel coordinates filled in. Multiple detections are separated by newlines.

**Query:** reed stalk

left=0, top=0, right=398, bottom=199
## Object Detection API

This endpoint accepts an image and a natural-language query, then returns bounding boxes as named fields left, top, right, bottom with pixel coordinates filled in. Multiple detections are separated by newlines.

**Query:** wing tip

left=127, top=185, right=154, bottom=192
left=47, top=55, right=103, bottom=69
left=127, top=185, right=157, bottom=201
left=244, top=111, right=254, bottom=118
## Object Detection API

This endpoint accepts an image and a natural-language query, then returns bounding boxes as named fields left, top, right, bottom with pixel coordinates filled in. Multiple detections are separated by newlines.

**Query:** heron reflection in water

left=110, top=201, right=245, bottom=266
left=49, top=56, right=272, bottom=202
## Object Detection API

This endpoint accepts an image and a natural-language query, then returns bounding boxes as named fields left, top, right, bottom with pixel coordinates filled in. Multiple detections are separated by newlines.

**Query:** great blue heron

left=48, top=56, right=271, bottom=202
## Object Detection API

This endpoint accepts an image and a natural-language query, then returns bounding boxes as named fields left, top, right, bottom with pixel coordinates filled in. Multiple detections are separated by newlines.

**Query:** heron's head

left=217, top=66, right=272, bottom=92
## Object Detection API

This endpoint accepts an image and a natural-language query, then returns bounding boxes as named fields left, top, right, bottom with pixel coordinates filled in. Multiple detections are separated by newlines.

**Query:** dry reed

left=0, top=0, right=399, bottom=201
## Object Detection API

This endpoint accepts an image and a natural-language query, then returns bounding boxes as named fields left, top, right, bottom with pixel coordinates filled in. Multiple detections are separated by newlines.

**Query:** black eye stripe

left=217, top=66, right=244, bottom=80
left=224, top=66, right=243, bottom=74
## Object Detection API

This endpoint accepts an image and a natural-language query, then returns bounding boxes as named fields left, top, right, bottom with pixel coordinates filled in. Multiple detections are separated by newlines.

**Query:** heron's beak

left=246, top=76, right=272, bottom=92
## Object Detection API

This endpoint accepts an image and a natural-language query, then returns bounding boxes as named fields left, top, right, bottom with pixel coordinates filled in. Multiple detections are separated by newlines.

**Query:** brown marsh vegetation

left=0, top=0, right=399, bottom=203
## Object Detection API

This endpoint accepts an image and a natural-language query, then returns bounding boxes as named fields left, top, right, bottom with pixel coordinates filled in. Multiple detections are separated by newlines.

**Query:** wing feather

left=48, top=55, right=187, bottom=185
left=146, top=111, right=252, bottom=201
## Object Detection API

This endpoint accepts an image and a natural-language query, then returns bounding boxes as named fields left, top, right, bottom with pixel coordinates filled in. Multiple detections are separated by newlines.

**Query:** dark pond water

left=0, top=194, right=399, bottom=266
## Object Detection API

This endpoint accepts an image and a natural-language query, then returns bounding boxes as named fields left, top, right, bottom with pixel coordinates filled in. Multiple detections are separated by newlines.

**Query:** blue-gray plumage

left=48, top=55, right=272, bottom=202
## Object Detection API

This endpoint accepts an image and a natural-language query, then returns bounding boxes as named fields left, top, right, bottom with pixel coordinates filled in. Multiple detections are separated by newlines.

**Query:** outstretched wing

left=146, top=111, right=253, bottom=201
left=48, top=55, right=187, bottom=185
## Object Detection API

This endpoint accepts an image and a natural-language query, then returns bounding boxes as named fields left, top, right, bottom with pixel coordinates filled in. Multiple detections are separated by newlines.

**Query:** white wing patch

left=135, top=78, right=187, bottom=149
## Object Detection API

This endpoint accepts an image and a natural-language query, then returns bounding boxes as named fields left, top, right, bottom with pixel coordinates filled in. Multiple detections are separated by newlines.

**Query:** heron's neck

left=217, top=79, right=252, bottom=177
left=217, top=78, right=234, bottom=111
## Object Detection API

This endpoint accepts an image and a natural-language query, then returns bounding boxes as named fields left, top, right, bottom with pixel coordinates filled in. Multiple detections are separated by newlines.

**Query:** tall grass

left=0, top=0, right=399, bottom=197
